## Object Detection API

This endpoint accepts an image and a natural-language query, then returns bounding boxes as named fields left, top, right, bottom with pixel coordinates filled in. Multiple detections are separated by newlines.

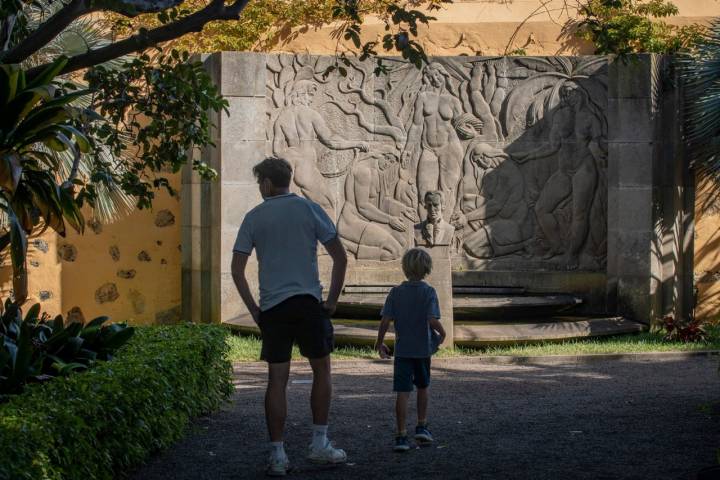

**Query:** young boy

left=375, top=248, right=446, bottom=452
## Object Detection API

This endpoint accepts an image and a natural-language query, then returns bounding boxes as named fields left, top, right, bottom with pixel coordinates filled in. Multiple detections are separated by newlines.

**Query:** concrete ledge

left=223, top=315, right=649, bottom=346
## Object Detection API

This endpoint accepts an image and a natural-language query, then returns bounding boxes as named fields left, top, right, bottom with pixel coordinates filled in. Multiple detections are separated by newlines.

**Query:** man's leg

left=266, top=361, right=291, bottom=442
left=308, top=355, right=332, bottom=425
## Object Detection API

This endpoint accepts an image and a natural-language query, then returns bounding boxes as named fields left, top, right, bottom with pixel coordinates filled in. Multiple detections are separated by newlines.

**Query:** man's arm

left=321, top=236, right=348, bottom=315
left=231, top=252, right=260, bottom=324
left=375, top=315, right=392, bottom=359
left=429, top=317, right=446, bottom=343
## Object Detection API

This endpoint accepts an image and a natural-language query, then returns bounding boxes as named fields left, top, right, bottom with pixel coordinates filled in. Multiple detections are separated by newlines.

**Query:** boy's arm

left=429, top=316, right=446, bottom=343
left=231, top=252, right=260, bottom=324
left=375, top=316, right=392, bottom=359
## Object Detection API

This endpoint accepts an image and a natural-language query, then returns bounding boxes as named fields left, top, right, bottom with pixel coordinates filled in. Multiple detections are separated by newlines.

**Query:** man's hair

left=424, top=190, right=444, bottom=206
left=252, top=157, right=292, bottom=188
left=402, top=248, right=433, bottom=280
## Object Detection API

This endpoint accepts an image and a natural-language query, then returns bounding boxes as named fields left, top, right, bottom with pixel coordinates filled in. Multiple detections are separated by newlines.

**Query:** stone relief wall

left=266, top=55, right=608, bottom=271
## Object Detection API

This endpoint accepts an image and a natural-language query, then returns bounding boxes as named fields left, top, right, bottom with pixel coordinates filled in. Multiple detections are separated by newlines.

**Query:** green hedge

left=0, top=324, right=233, bottom=480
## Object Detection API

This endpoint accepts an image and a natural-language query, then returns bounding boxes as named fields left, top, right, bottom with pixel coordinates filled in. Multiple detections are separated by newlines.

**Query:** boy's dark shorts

left=393, top=357, right=431, bottom=392
left=258, top=295, right=334, bottom=363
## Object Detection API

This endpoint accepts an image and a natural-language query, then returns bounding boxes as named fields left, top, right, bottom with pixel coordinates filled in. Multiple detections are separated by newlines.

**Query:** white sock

left=311, top=424, right=328, bottom=450
left=270, top=441, right=286, bottom=460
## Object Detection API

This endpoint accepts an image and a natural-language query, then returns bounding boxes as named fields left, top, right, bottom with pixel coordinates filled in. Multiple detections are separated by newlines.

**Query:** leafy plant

left=0, top=325, right=232, bottom=480
left=0, top=298, right=134, bottom=397
left=568, top=0, right=704, bottom=55
left=662, top=314, right=707, bottom=343
left=0, top=57, right=98, bottom=302
left=679, top=19, right=720, bottom=184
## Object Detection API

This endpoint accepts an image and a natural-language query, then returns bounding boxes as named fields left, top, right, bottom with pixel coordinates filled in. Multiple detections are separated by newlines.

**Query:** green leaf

left=26, top=56, right=68, bottom=90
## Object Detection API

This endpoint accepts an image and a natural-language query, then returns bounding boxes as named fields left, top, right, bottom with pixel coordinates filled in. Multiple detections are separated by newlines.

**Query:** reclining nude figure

left=273, top=78, right=368, bottom=217
left=338, top=152, right=419, bottom=260
left=452, top=141, right=529, bottom=258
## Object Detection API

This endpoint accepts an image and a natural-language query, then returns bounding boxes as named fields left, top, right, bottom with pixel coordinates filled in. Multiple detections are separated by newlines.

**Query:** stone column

left=607, top=54, right=692, bottom=326
left=422, top=245, right=454, bottom=347
left=183, top=52, right=268, bottom=324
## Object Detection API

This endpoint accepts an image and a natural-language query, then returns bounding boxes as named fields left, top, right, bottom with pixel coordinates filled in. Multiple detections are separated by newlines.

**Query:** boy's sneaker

left=307, top=439, right=347, bottom=464
left=393, top=435, right=411, bottom=452
left=266, top=455, right=289, bottom=477
left=414, top=425, right=433, bottom=444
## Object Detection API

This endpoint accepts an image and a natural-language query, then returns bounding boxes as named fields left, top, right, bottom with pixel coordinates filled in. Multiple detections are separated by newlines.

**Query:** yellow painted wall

left=3, top=0, right=717, bottom=325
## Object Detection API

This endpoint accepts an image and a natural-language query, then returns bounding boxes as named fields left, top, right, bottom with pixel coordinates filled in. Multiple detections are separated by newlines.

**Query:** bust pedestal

left=423, top=245, right=454, bottom=347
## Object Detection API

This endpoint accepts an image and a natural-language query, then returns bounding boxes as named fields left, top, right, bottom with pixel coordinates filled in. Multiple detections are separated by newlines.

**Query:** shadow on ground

left=131, top=356, right=720, bottom=480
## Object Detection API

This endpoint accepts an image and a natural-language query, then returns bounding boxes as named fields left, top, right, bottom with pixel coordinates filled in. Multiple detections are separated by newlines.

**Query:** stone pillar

left=607, top=54, right=692, bottom=326
left=422, top=245, right=454, bottom=347
left=183, top=52, right=268, bottom=324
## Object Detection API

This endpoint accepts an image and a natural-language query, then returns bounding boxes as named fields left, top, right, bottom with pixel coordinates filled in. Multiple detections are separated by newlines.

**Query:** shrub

left=0, top=324, right=233, bottom=480
left=0, top=300, right=135, bottom=397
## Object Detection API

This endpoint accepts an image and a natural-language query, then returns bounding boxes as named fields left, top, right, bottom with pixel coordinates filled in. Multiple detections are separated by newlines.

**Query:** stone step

left=337, top=293, right=583, bottom=319
left=223, top=315, right=647, bottom=346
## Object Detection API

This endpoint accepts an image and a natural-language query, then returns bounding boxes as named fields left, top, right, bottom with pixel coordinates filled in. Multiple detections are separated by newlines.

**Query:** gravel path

left=131, top=354, right=720, bottom=480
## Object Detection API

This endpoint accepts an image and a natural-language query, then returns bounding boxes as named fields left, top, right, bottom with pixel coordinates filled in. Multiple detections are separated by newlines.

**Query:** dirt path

left=131, top=355, right=720, bottom=480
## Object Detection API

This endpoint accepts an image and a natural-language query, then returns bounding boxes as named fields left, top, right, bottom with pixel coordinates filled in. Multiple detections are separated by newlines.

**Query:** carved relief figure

left=272, top=70, right=368, bottom=217
left=415, top=191, right=455, bottom=247
left=513, top=83, right=606, bottom=269
left=402, top=63, right=465, bottom=218
left=338, top=152, right=418, bottom=260
left=452, top=141, right=529, bottom=258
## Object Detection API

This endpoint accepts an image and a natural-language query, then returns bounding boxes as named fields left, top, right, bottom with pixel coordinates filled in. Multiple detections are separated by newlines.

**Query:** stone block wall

left=186, top=52, right=693, bottom=326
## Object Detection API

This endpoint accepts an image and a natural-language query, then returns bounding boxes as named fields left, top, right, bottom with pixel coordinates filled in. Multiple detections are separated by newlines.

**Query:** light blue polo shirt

left=233, top=193, right=337, bottom=311
left=381, top=281, right=441, bottom=358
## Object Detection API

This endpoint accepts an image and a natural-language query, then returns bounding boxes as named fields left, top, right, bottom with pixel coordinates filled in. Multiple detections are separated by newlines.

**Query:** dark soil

left=131, top=355, right=720, bottom=480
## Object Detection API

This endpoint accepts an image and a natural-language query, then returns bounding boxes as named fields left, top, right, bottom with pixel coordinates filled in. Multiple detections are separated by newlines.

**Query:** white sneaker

left=307, top=440, right=347, bottom=464
left=266, top=455, right=289, bottom=477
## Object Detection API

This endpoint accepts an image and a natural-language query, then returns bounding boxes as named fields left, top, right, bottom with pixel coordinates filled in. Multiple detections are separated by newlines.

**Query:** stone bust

left=414, top=191, right=455, bottom=247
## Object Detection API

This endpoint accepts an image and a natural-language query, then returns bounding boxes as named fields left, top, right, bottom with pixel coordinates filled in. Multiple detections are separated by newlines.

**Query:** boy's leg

left=266, top=361, right=291, bottom=441
left=417, top=387, right=428, bottom=425
left=395, top=392, right=410, bottom=434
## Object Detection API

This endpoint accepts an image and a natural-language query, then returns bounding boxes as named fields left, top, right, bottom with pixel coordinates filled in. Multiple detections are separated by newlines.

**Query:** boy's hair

left=252, top=157, right=292, bottom=188
left=401, top=248, right=433, bottom=280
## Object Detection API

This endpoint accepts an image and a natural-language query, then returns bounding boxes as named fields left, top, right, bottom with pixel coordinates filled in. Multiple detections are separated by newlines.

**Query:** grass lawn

left=226, top=326, right=720, bottom=362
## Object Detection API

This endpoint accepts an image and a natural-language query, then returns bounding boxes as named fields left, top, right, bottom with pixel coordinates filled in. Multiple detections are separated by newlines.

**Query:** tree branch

left=2, top=0, right=90, bottom=63
left=26, top=0, right=250, bottom=80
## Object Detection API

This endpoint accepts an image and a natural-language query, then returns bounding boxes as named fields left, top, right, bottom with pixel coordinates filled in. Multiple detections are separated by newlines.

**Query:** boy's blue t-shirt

left=233, top=193, right=337, bottom=311
left=381, top=281, right=441, bottom=358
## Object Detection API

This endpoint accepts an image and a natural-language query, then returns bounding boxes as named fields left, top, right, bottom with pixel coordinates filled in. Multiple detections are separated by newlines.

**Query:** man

left=231, top=157, right=348, bottom=476
left=414, top=191, right=455, bottom=247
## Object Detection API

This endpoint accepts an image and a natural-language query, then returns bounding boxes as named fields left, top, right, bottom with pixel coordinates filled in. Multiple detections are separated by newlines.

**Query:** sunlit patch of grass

left=226, top=327, right=720, bottom=363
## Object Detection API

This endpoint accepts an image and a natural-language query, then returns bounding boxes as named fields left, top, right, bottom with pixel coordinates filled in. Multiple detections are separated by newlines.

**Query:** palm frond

left=679, top=18, right=720, bottom=182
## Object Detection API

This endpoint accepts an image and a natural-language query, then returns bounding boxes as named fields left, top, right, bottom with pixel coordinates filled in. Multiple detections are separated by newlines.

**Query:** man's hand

left=356, top=142, right=370, bottom=152
left=322, top=301, right=337, bottom=316
left=376, top=343, right=391, bottom=359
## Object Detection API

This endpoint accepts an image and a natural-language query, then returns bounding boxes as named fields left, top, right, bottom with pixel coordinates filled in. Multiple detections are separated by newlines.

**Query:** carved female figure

left=401, top=62, right=464, bottom=218
left=273, top=78, right=368, bottom=218
left=338, top=152, right=418, bottom=260
left=514, top=82, right=606, bottom=269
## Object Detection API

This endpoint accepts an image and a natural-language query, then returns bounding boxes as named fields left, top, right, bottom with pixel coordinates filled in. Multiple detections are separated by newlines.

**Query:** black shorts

left=258, top=295, right=334, bottom=363
left=393, top=357, right=431, bottom=392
